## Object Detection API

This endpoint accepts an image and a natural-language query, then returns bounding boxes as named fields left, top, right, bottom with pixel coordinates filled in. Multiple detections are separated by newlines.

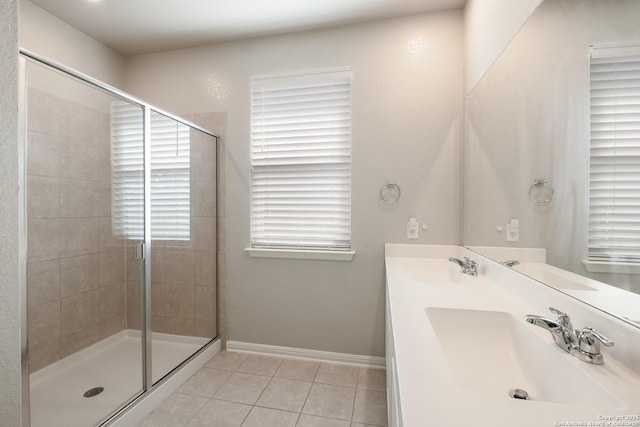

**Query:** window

left=111, top=102, right=191, bottom=241
left=588, top=43, right=640, bottom=262
left=250, top=69, right=352, bottom=251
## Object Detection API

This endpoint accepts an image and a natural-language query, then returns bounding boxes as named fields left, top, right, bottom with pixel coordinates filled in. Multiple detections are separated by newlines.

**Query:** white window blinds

left=250, top=69, right=352, bottom=250
left=589, top=43, right=640, bottom=261
left=111, top=102, right=191, bottom=241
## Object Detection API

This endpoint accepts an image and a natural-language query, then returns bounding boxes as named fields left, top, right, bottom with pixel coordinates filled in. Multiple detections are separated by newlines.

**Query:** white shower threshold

left=29, top=329, right=219, bottom=427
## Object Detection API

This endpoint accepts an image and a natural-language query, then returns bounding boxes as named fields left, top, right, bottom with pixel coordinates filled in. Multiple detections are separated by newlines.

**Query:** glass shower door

left=25, top=58, right=146, bottom=427
left=148, top=111, right=217, bottom=384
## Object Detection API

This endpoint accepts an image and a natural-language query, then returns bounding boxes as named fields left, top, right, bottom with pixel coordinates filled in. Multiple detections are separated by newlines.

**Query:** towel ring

left=380, top=181, right=401, bottom=206
left=529, top=179, right=554, bottom=206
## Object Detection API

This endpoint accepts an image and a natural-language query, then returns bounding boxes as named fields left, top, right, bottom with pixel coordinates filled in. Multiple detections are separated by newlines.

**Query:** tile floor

left=138, top=351, right=388, bottom=427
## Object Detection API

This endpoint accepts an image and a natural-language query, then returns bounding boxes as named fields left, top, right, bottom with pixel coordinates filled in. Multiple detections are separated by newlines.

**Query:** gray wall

left=124, top=11, right=464, bottom=357
left=0, top=0, right=22, bottom=425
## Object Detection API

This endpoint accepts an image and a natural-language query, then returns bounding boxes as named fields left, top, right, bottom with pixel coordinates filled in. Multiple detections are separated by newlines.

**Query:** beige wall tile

left=164, top=250, right=194, bottom=285
left=99, top=245, right=125, bottom=285
left=27, top=131, right=58, bottom=178
left=27, top=175, right=58, bottom=219
left=195, top=319, right=216, bottom=338
left=127, top=279, right=142, bottom=330
left=29, top=341, right=61, bottom=373
left=166, top=284, right=195, bottom=318
left=150, top=248, right=166, bottom=283
left=27, top=89, right=61, bottom=135
left=151, top=282, right=167, bottom=316
left=193, top=217, right=215, bottom=252
left=195, top=286, right=215, bottom=320
left=191, top=134, right=216, bottom=182
left=27, top=218, right=59, bottom=262
left=194, top=181, right=216, bottom=217
left=151, top=315, right=167, bottom=333
left=125, top=245, right=142, bottom=279
left=99, top=216, right=126, bottom=248
left=60, top=254, right=99, bottom=297
left=100, top=315, right=126, bottom=339
left=28, top=300, right=60, bottom=349
left=195, top=251, right=215, bottom=287
left=59, top=178, right=102, bottom=218
left=58, top=138, right=101, bottom=181
left=60, top=325, right=101, bottom=358
left=99, top=282, right=126, bottom=321
left=59, top=217, right=99, bottom=258
left=27, top=259, right=60, bottom=306
left=60, top=289, right=99, bottom=336
left=166, top=317, right=196, bottom=336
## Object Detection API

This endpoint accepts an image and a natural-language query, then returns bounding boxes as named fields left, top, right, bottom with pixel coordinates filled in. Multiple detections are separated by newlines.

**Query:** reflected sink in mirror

left=425, top=307, right=621, bottom=408
left=513, top=264, right=597, bottom=291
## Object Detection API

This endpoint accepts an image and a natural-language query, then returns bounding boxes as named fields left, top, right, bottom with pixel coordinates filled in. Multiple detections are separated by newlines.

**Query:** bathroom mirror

left=464, top=0, right=640, bottom=327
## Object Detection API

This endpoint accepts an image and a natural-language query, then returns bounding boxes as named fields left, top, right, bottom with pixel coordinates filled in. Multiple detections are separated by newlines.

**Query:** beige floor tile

left=275, top=359, right=320, bottom=382
left=296, top=414, right=350, bottom=427
left=302, top=383, right=355, bottom=421
left=352, top=388, right=387, bottom=426
left=315, top=363, right=359, bottom=388
left=241, top=406, right=299, bottom=427
left=256, top=377, right=312, bottom=412
left=138, top=392, right=208, bottom=427
left=177, top=367, right=233, bottom=397
left=205, top=350, right=248, bottom=371
left=356, top=367, right=386, bottom=391
left=237, top=354, right=283, bottom=376
left=186, top=399, right=252, bottom=427
left=214, top=372, right=271, bottom=405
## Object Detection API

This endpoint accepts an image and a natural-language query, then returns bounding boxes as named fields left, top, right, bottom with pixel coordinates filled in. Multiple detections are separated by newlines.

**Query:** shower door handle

left=135, top=243, right=145, bottom=260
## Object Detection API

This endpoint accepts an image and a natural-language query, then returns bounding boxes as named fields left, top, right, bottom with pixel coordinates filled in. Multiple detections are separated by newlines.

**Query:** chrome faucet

left=524, top=307, right=614, bottom=365
left=448, top=257, right=478, bottom=276
left=501, top=259, right=520, bottom=267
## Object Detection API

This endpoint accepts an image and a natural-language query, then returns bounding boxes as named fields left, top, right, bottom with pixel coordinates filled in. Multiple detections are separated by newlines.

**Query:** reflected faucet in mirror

left=525, top=307, right=614, bottom=365
left=501, top=260, right=520, bottom=267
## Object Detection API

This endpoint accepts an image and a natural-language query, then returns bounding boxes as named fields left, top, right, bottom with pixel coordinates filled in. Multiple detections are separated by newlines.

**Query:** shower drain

left=83, top=387, right=104, bottom=398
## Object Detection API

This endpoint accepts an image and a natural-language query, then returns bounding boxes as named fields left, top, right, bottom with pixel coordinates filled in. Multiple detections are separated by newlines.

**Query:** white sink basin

left=425, top=307, right=621, bottom=408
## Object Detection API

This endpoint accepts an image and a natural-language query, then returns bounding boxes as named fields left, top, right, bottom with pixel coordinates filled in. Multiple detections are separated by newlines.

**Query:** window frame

left=248, top=68, right=353, bottom=259
left=588, top=42, right=640, bottom=265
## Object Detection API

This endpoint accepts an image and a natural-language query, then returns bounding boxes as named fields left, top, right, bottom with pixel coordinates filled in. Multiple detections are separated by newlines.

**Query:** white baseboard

left=226, top=340, right=386, bottom=368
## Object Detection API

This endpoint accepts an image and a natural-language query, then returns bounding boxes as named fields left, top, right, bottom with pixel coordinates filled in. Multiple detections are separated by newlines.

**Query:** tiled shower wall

left=26, top=87, right=226, bottom=372
left=27, top=88, right=127, bottom=372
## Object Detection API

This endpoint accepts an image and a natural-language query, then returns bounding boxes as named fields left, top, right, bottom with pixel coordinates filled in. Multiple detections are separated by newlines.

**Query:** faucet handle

left=548, top=307, right=573, bottom=330
left=578, top=327, right=614, bottom=355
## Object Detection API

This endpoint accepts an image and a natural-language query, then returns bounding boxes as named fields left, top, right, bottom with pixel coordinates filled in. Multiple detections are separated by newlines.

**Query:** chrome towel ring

left=529, top=179, right=554, bottom=206
left=380, top=181, right=401, bottom=206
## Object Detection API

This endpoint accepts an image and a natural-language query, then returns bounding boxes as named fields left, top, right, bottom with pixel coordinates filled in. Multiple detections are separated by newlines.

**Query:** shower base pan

left=29, top=330, right=211, bottom=427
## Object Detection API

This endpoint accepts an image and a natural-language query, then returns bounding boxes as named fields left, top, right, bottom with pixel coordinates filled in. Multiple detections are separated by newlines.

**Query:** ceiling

left=28, top=0, right=466, bottom=56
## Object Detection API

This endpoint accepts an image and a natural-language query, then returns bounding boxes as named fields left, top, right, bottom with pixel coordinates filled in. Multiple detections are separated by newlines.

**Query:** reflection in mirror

left=464, top=0, right=640, bottom=327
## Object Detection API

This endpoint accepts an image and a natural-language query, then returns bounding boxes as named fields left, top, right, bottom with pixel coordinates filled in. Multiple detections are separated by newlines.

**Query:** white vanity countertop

left=385, top=244, right=640, bottom=427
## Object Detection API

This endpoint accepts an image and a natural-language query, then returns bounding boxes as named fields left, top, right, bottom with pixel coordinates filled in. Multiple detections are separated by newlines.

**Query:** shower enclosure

left=19, top=50, right=220, bottom=427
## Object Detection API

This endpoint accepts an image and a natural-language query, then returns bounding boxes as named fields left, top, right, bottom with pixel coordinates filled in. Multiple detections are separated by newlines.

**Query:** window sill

left=583, top=259, right=640, bottom=275
left=245, top=247, right=355, bottom=262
